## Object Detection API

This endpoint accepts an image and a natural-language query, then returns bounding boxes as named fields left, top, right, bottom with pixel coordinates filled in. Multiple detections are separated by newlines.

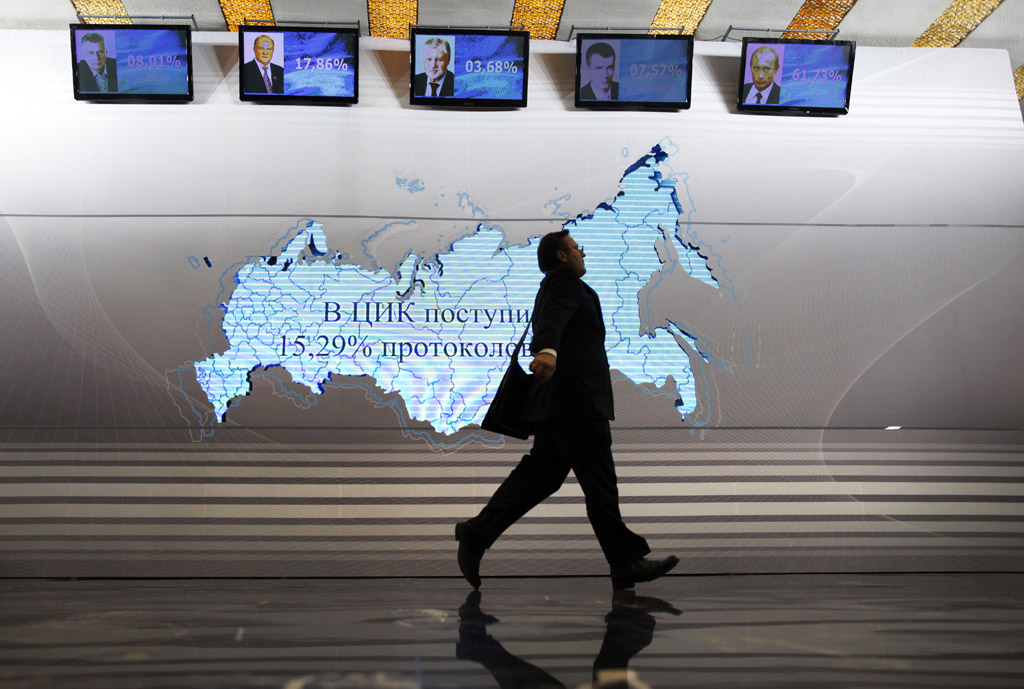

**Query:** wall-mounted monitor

left=575, top=33, right=694, bottom=110
left=71, top=23, right=193, bottom=102
left=409, top=27, right=529, bottom=108
left=238, top=26, right=359, bottom=104
left=736, top=37, right=856, bottom=116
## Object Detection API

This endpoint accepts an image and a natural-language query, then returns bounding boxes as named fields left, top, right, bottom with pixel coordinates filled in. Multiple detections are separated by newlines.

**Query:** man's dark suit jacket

left=413, top=71, right=455, bottom=97
left=242, top=60, right=284, bottom=94
left=77, top=59, right=117, bottom=92
left=527, top=266, right=614, bottom=421
left=580, top=81, right=619, bottom=101
left=741, top=81, right=781, bottom=104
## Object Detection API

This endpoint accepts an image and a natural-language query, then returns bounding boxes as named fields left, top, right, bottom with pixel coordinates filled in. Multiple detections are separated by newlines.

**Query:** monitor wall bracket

left=568, top=26, right=685, bottom=41
left=241, top=19, right=361, bottom=35
left=721, top=26, right=839, bottom=42
left=76, top=14, right=199, bottom=30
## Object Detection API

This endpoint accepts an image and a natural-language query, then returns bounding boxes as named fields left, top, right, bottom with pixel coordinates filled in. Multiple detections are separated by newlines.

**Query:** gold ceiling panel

left=1014, top=64, right=1024, bottom=100
left=71, top=1, right=131, bottom=24
left=782, top=0, right=857, bottom=39
left=912, top=0, right=1005, bottom=47
left=368, top=0, right=417, bottom=39
left=650, top=0, right=714, bottom=35
left=219, top=1, right=275, bottom=32
left=511, top=0, right=566, bottom=41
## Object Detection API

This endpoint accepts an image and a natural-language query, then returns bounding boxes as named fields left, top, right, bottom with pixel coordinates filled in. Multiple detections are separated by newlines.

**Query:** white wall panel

left=0, top=30, right=1022, bottom=577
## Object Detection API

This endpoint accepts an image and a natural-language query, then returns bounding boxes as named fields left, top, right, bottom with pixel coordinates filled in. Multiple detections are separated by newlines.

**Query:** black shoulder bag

left=480, top=325, right=535, bottom=439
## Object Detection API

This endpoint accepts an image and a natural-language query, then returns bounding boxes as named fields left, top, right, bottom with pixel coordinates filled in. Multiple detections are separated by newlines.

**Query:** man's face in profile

left=589, top=53, right=615, bottom=91
left=82, top=40, right=106, bottom=73
left=750, top=49, right=778, bottom=91
left=423, top=45, right=449, bottom=81
left=559, top=237, right=586, bottom=277
left=253, top=37, right=274, bottom=67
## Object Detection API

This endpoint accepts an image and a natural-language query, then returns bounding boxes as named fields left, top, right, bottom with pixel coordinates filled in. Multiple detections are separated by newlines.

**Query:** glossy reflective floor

left=2, top=574, right=1023, bottom=688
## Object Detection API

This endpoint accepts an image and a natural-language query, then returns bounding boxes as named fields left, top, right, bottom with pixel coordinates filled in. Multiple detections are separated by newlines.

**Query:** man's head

left=537, top=230, right=586, bottom=276
left=80, top=33, right=107, bottom=73
left=253, top=35, right=275, bottom=67
left=750, top=46, right=779, bottom=92
left=586, top=42, right=616, bottom=92
left=422, top=38, right=451, bottom=81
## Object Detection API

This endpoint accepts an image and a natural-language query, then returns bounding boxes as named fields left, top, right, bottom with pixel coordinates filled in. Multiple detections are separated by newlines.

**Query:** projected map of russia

left=192, top=144, right=721, bottom=436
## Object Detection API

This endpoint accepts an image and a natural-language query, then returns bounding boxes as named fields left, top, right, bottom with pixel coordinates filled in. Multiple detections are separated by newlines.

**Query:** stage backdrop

left=1, top=30, right=1022, bottom=577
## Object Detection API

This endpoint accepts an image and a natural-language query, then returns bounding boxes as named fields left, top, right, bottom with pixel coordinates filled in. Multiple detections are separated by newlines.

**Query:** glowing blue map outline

left=186, top=143, right=728, bottom=446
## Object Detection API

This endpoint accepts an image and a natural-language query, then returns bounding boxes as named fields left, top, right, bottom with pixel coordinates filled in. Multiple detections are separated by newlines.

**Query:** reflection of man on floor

left=742, top=46, right=782, bottom=104
left=456, top=589, right=681, bottom=689
left=77, top=33, right=117, bottom=92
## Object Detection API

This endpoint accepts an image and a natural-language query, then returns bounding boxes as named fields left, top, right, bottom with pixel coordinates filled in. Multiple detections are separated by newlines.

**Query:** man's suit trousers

left=468, top=417, right=650, bottom=567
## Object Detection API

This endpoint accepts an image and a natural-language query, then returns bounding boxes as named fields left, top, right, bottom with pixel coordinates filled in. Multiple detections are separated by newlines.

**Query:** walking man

left=457, top=230, right=679, bottom=590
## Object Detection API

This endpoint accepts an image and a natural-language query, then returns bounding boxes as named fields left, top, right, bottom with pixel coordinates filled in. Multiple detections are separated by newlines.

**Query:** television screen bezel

left=70, top=23, right=194, bottom=102
left=736, top=37, right=856, bottom=116
left=574, top=32, right=694, bottom=111
left=238, top=25, right=360, bottom=105
left=408, top=26, right=530, bottom=108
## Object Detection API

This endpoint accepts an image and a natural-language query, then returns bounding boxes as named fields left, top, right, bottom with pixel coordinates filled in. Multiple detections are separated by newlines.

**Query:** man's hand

left=529, top=352, right=557, bottom=383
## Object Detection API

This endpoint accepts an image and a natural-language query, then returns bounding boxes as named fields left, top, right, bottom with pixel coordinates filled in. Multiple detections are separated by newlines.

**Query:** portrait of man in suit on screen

left=77, top=32, right=117, bottom=93
left=413, top=37, right=455, bottom=97
left=580, top=41, right=619, bottom=101
left=742, top=45, right=783, bottom=105
left=242, top=34, right=284, bottom=95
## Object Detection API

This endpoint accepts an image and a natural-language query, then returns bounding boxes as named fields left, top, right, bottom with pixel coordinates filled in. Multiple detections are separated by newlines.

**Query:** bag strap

left=510, top=323, right=531, bottom=364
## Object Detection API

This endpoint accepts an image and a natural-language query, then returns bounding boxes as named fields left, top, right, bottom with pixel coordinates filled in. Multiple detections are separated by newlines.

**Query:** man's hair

left=253, top=35, right=274, bottom=49
left=422, top=37, right=451, bottom=61
left=751, top=46, right=779, bottom=70
left=585, top=42, right=615, bottom=66
left=81, top=32, right=105, bottom=48
left=537, top=230, right=571, bottom=273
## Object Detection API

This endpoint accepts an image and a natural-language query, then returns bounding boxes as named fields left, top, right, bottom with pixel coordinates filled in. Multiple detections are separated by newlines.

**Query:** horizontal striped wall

left=2, top=429, right=1022, bottom=577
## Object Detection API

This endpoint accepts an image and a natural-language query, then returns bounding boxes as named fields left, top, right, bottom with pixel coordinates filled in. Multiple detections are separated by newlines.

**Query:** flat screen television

left=238, top=26, right=359, bottom=104
left=71, top=23, right=193, bottom=102
left=575, top=33, right=694, bottom=110
left=736, top=37, right=856, bottom=116
left=409, top=27, right=529, bottom=108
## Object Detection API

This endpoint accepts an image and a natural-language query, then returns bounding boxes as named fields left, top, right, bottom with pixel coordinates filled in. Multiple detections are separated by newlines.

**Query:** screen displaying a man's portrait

left=579, top=40, right=620, bottom=101
left=71, top=24, right=193, bottom=101
left=574, top=34, right=692, bottom=110
left=407, top=27, right=528, bottom=105
left=408, top=28, right=529, bottom=106
left=413, top=35, right=456, bottom=98
left=75, top=30, right=117, bottom=93
left=237, top=28, right=359, bottom=103
left=737, top=38, right=856, bottom=114
left=241, top=32, right=285, bottom=96
left=742, top=43, right=785, bottom=106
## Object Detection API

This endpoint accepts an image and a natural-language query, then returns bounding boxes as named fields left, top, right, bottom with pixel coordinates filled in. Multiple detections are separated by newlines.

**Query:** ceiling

left=5, top=0, right=1023, bottom=105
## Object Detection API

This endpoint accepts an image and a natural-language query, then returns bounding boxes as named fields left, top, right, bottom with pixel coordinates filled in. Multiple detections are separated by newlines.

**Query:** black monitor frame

left=71, top=23, right=194, bottom=102
left=408, top=27, right=530, bottom=108
left=238, top=25, right=360, bottom=105
left=574, top=32, right=694, bottom=111
left=736, top=37, right=856, bottom=116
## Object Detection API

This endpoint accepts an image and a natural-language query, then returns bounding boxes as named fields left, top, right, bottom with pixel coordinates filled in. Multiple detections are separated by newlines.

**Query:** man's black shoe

left=455, top=521, right=483, bottom=589
left=610, top=555, right=679, bottom=590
